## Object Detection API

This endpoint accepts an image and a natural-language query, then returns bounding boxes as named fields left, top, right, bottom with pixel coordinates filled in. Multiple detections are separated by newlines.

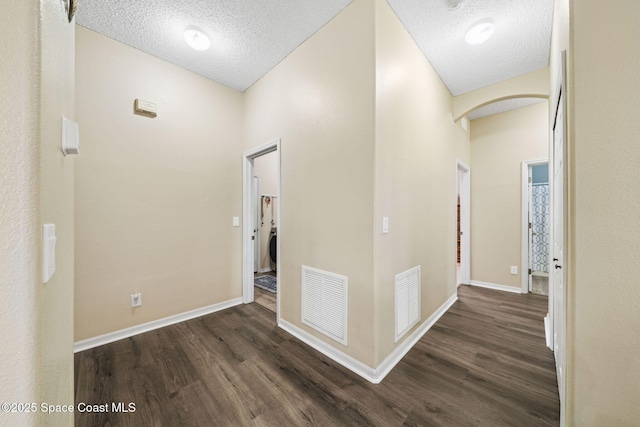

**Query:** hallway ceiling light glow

left=465, top=19, right=495, bottom=46
left=184, top=26, right=210, bottom=51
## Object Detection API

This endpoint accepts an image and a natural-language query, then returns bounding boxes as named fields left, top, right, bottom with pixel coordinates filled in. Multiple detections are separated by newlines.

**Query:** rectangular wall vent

left=301, top=265, right=348, bottom=345
left=395, top=266, right=421, bottom=342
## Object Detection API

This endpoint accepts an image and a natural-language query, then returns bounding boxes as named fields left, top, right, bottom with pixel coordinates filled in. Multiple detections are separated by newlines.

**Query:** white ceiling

left=387, top=0, right=555, bottom=96
left=76, top=0, right=555, bottom=116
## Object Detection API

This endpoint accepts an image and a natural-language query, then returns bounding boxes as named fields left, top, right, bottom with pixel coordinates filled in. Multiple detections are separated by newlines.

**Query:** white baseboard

left=469, top=280, right=523, bottom=294
left=278, top=292, right=458, bottom=384
left=74, top=297, right=243, bottom=353
left=278, top=319, right=377, bottom=381
left=375, top=292, right=458, bottom=382
left=258, top=267, right=274, bottom=274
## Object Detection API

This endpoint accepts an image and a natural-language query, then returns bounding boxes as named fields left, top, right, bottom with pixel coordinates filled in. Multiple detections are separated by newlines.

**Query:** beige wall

left=75, top=27, right=244, bottom=341
left=0, top=3, right=41, bottom=426
left=373, top=0, right=470, bottom=365
left=1, top=1, right=75, bottom=426
left=470, top=102, right=548, bottom=289
left=567, top=0, right=640, bottom=424
left=243, top=0, right=376, bottom=365
left=38, top=2, right=76, bottom=425
left=253, top=151, right=278, bottom=271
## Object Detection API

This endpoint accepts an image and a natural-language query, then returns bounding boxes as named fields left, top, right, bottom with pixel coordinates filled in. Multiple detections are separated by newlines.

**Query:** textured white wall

left=0, top=2, right=41, bottom=426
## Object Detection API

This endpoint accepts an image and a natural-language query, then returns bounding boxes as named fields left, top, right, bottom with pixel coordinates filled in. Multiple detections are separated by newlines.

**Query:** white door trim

left=550, top=50, right=567, bottom=427
left=456, top=160, right=471, bottom=286
left=243, top=139, right=281, bottom=323
left=520, top=159, right=548, bottom=294
left=253, top=175, right=261, bottom=274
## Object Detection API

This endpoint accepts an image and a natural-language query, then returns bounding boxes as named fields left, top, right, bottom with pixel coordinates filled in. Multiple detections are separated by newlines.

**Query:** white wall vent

left=395, top=266, right=421, bottom=342
left=301, top=265, right=348, bottom=345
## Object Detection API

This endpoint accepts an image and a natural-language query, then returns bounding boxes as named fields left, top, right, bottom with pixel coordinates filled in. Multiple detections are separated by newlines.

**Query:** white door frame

left=243, top=139, right=281, bottom=322
left=520, top=159, right=548, bottom=294
left=252, top=175, right=261, bottom=274
left=549, top=51, right=567, bottom=426
left=456, top=160, right=471, bottom=286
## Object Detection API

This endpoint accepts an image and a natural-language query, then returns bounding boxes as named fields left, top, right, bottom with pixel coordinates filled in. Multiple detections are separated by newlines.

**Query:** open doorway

left=456, top=160, right=470, bottom=287
left=253, top=152, right=278, bottom=312
left=521, top=160, right=550, bottom=295
left=243, top=139, right=280, bottom=321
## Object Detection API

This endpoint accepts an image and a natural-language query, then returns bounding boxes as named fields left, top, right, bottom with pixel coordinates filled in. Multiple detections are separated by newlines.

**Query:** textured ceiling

left=76, top=0, right=352, bottom=92
left=77, top=0, right=554, bottom=110
left=387, top=0, right=554, bottom=96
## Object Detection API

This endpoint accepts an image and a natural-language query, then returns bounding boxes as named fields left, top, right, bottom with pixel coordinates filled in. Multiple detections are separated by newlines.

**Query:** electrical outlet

left=510, top=266, right=518, bottom=275
left=130, top=293, right=142, bottom=307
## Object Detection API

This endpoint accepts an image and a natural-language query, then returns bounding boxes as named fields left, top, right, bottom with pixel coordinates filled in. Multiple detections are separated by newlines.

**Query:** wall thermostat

left=134, top=99, right=157, bottom=117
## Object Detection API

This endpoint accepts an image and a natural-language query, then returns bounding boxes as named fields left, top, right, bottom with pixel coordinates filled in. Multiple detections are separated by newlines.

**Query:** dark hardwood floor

left=74, top=285, right=559, bottom=426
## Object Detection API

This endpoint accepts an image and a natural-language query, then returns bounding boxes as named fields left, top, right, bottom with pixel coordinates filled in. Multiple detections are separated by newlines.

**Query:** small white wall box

left=42, top=224, right=57, bottom=283
left=382, top=217, right=389, bottom=234
left=62, top=116, right=79, bottom=156
left=134, top=99, right=157, bottom=117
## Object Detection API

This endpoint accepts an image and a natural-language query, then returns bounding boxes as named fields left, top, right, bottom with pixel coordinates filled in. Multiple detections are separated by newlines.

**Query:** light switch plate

left=382, top=217, right=389, bottom=234
left=62, top=116, right=79, bottom=156
left=510, top=266, right=518, bottom=275
left=233, top=217, right=240, bottom=227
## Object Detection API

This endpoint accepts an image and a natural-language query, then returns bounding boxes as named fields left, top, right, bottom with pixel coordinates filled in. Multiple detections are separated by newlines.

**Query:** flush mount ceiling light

left=465, top=19, right=495, bottom=46
left=184, top=26, right=211, bottom=51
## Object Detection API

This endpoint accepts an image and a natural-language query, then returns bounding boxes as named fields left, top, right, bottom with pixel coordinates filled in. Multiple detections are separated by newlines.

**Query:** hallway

left=75, top=285, right=559, bottom=426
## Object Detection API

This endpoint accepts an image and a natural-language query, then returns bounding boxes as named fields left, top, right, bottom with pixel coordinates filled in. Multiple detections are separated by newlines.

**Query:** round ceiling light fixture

left=464, top=19, right=495, bottom=46
left=184, top=26, right=211, bottom=51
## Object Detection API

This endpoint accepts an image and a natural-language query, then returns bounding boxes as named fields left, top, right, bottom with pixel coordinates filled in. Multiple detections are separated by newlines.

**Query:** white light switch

left=42, top=224, right=57, bottom=283
left=382, top=217, right=389, bottom=234
left=510, top=266, right=518, bottom=275
left=233, top=217, right=240, bottom=227
left=62, top=116, right=79, bottom=156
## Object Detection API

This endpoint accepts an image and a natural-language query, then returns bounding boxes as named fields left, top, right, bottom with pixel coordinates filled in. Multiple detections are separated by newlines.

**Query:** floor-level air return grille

left=395, top=266, right=421, bottom=342
left=301, top=265, right=348, bottom=345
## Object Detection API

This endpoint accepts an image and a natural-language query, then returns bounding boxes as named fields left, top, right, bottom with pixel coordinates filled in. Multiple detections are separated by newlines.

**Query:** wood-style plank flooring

left=74, top=285, right=559, bottom=426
